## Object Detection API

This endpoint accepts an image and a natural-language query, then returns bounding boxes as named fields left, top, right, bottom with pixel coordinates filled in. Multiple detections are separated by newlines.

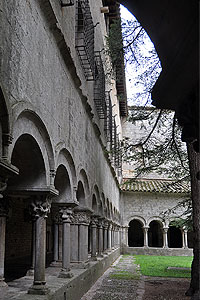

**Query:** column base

left=58, top=269, right=73, bottom=278
left=0, top=279, right=8, bottom=287
left=26, top=268, right=34, bottom=276
left=28, top=284, right=49, bottom=295
left=50, top=261, right=62, bottom=267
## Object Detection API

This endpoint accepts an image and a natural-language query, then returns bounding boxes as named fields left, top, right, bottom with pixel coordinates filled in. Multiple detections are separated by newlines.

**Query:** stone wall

left=121, top=191, right=188, bottom=227
left=0, top=0, right=121, bottom=210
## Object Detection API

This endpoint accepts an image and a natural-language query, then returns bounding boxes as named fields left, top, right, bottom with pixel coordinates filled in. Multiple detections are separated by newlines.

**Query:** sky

left=120, top=5, right=162, bottom=106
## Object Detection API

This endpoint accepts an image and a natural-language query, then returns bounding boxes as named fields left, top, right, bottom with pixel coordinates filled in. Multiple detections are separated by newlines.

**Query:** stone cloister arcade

left=0, top=96, right=121, bottom=295
left=0, top=0, right=196, bottom=298
left=127, top=217, right=192, bottom=250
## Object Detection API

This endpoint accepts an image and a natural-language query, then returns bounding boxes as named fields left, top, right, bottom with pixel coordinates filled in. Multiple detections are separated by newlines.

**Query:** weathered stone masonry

left=0, top=0, right=193, bottom=299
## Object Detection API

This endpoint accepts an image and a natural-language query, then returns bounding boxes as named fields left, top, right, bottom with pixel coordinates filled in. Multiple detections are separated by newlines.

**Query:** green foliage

left=134, top=255, right=192, bottom=278
left=106, top=19, right=124, bottom=73
left=123, top=107, right=190, bottom=181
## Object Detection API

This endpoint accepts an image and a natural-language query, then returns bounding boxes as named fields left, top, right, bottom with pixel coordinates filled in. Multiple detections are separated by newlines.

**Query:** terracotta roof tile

left=121, top=178, right=190, bottom=194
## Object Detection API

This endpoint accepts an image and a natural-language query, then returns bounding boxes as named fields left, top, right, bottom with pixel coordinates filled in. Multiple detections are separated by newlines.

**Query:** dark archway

left=128, top=219, right=144, bottom=247
left=76, top=181, right=86, bottom=206
left=5, top=134, right=46, bottom=281
left=54, top=164, right=72, bottom=204
left=148, top=221, right=163, bottom=247
left=168, top=226, right=182, bottom=248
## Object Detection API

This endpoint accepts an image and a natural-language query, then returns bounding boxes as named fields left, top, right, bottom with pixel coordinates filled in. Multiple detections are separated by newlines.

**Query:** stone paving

left=81, top=255, right=145, bottom=300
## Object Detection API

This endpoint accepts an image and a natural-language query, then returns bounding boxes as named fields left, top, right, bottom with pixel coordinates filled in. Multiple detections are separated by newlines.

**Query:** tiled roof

left=121, top=178, right=190, bottom=194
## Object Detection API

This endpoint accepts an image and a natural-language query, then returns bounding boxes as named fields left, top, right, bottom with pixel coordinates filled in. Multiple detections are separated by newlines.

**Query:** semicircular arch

left=127, top=215, right=146, bottom=227
left=11, top=110, right=55, bottom=185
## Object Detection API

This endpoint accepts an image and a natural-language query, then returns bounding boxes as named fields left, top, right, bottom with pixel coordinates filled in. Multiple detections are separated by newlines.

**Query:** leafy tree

left=107, top=11, right=200, bottom=298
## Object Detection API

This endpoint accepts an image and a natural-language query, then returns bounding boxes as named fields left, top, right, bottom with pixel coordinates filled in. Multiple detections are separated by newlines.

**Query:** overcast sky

left=120, top=5, right=161, bottom=106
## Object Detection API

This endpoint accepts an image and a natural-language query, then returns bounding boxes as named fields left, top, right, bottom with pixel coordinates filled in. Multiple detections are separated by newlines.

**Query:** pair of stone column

left=70, top=209, right=91, bottom=265
left=142, top=226, right=169, bottom=248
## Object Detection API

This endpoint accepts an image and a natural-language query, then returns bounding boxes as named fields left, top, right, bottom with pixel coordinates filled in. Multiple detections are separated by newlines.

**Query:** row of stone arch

left=128, top=218, right=193, bottom=249
left=0, top=88, right=121, bottom=292
left=0, top=87, right=120, bottom=219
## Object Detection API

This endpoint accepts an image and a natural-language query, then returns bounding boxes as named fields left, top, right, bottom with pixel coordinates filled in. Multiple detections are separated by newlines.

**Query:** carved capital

left=72, top=211, right=90, bottom=225
left=30, top=196, right=51, bottom=218
left=59, top=207, right=73, bottom=223
left=90, top=216, right=98, bottom=226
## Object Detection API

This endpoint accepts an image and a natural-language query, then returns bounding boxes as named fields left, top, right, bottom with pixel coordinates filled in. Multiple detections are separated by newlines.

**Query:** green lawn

left=134, top=255, right=193, bottom=278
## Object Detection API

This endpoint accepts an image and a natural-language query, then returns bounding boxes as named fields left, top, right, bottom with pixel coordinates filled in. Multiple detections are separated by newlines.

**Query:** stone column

left=26, top=219, right=36, bottom=276
left=90, top=217, right=97, bottom=260
left=117, top=226, right=120, bottom=246
left=0, top=195, right=9, bottom=287
left=28, top=197, right=51, bottom=295
left=70, top=212, right=79, bottom=262
left=107, top=223, right=112, bottom=251
left=184, top=229, right=188, bottom=248
left=77, top=211, right=90, bottom=263
left=111, top=224, right=115, bottom=249
left=103, top=221, right=108, bottom=253
left=143, top=226, right=149, bottom=247
left=97, top=218, right=104, bottom=257
left=182, top=228, right=188, bottom=248
left=51, top=213, right=62, bottom=266
left=58, top=207, right=73, bottom=278
left=163, top=227, right=169, bottom=248
left=53, top=223, right=59, bottom=262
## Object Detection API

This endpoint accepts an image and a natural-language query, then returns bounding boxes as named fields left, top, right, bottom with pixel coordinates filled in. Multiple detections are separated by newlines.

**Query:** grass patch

left=110, top=270, right=140, bottom=280
left=134, top=255, right=192, bottom=278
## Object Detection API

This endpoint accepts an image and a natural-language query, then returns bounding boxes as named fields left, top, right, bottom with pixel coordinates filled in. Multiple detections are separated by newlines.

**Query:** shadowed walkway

left=81, top=255, right=145, bottom=300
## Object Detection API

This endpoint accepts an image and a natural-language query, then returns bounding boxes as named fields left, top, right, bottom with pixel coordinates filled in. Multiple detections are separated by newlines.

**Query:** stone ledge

left=122, top=246, right=193, bottom=256
left=3, top=248, right=120, bottom=300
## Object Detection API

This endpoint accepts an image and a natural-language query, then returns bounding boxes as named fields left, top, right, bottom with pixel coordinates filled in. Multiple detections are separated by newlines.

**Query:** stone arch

left=78, top=169, right=90, bottom=203
left=11, top=110, right=55, bottom=185
left=92, top=194, right=98, bottom=214
left=128, top=219, right=144, bottom=247
left=92, top=185, right=101, bottom=214
left=76, top=180, right=87, bottom=207
left=127, top=215, right=146, bottom=227
left=101, top=192, right=106, bottom=216
left=106, top=199, right=111, bottom=219
left=98, top=200, right=103, bottom=217
left=56, top=148, right=77, bottom=189
left=147, top=216, right=165, bottom=228
left=8, top=133, right=47, bottom=189
left=53, top=164, right=72, bottom=204
left=5, top=133, right=47, bottom=280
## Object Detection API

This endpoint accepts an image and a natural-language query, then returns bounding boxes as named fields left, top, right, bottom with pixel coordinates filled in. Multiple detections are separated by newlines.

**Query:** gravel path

left=81, top=255, right=145, bottom=300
